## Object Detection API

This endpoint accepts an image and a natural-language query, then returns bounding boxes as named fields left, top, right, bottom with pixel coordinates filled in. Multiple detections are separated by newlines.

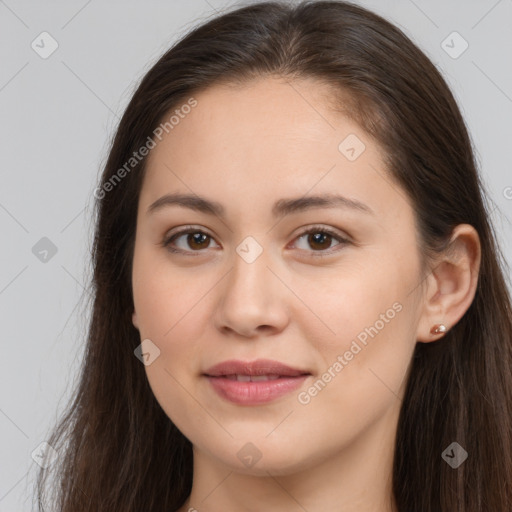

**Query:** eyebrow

left=147, top=192, right=374, bottom=218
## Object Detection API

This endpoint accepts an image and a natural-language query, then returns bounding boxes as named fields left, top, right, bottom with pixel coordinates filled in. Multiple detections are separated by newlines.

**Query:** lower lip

left=205, top=375, right=309, bottom=405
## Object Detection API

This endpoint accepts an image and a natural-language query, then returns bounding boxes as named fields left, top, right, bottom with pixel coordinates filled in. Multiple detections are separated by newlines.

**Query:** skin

left=131, top=76, right=481, bottom=512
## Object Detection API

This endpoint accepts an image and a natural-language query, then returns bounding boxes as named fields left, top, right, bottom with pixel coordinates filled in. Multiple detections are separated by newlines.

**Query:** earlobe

left=430, top=323, right=447, bottom=335
left=132, top=311, right=139, bottom=330
left=416, top=224, right=481, bottom=343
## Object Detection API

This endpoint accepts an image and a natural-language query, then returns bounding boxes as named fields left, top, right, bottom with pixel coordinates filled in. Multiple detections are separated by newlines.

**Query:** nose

left=212, top=246, right=290, bottom=339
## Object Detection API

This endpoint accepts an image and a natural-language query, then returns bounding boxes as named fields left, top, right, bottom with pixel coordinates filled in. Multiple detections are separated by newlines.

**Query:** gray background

left=1, top=0, right=511, bottom=509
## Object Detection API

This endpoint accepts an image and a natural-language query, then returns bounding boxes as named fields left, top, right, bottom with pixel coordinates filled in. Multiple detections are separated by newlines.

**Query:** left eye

left=162, top=226, right=348, bottom=256
left=293, top=227, right=347, bottom=255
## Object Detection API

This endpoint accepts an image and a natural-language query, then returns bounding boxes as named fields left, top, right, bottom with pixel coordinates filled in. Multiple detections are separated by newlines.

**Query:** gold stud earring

left=430, top=324, right=447, bottom=335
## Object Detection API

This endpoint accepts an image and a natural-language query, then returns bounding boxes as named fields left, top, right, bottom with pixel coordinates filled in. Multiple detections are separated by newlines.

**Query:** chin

left=204, top=438, right=322, bottom=476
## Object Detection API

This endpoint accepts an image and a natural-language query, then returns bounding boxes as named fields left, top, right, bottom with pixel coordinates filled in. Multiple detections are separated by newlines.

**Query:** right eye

left=162, top=227, right=219, bottom=255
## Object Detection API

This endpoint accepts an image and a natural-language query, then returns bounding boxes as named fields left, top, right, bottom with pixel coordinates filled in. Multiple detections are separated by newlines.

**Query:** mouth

left=217, top=374, right=286, bottom=381
left=203, top=359, right=311, bottom=405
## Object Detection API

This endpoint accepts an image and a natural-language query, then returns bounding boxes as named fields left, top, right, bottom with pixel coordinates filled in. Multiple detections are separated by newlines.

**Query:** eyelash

left=162, top=225, right=350, bottom=258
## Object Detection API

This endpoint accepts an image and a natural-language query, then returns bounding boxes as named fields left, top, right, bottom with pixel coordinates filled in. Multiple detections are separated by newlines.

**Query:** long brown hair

left=35, top=1, right=512, bottom=510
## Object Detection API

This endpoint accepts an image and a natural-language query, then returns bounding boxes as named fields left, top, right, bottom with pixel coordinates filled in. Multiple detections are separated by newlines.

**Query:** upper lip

left=204, top=359, right=310, bottom=377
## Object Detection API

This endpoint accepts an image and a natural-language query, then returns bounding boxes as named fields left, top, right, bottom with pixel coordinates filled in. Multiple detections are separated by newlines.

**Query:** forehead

left=140, top=77, right=406, bottom=220
left=150, top=77, right=362, bottom=158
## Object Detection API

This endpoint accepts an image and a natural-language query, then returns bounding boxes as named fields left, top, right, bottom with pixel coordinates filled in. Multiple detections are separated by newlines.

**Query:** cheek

left=292, top=301, right=415, bottom=451
left=295, top=257, right=417, bottom=403
left=134, top=273, right=207, bottom=376
left=144, top=357, right=205, bottom=442
left=132, top=245, right=207, bottom=337
left=132, top=250, right=209, bottom=410
left=289, top=259, right=406, bottom=350
left=140, top=310, right=209, bottom=434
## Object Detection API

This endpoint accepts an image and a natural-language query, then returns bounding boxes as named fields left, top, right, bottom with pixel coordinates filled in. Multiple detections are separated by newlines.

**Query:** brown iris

left=307, top=232, right=333, bottom=251
left=187, top=232, right=210, bottom=250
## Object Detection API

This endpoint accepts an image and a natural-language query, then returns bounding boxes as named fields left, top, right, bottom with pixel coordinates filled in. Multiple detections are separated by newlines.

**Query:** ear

left=132, top=311, right=139, bottom=330
left=416, top=224, right=481, bottom=343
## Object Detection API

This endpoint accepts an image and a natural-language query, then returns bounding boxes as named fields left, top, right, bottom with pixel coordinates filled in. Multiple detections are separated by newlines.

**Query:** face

left=131, top=76, right=424, bottom=475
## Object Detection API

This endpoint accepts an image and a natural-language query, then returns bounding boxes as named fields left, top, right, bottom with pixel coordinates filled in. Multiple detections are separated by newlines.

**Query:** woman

left=36, top=1, right=512, bottom=511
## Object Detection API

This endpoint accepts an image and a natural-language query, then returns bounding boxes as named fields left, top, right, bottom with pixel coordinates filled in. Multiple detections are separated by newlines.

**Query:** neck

left=177, top=404, right=399, bottom=512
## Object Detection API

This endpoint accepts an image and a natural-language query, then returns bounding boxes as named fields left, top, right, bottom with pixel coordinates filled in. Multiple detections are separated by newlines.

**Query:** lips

left=203, top=359, right=311, bottom=405
left=224, top=374, right=281, bottom=382
left=204, top=359, right=310, bottom=378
